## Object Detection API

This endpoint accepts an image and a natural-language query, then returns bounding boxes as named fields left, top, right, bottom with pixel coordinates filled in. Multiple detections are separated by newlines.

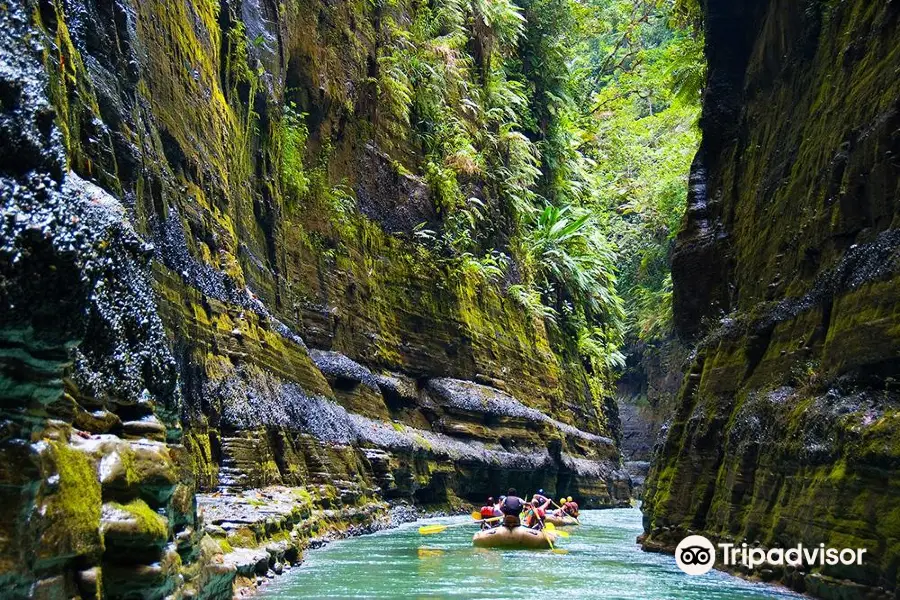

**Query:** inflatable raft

left=472, top=526, right=558, bottom=549
left=544, top=514, right=578, bottom=527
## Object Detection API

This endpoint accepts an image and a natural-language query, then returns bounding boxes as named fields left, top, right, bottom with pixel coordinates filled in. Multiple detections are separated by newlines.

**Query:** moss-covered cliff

left=0, top=0, right=629, bottom=597
left=642, top=1, right=900, bottom=598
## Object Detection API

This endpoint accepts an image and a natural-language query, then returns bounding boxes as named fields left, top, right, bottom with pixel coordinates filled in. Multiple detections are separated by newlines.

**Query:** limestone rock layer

left=642, top=1, right=900, bottom=598
left=0, top=0, right=629, bottom=597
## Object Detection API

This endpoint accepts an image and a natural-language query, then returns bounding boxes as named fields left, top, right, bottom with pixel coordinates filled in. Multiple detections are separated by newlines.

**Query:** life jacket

left=500, top=495, right=524, bottom=515
left=523, top=506, right=546, bottom=528
left=480, top=506, right=496, bottom=520
left=564, top=501, right=579, bottom=516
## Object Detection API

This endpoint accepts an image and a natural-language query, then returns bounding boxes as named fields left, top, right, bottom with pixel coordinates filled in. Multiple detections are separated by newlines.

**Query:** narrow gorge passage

left=0, top=0, right=898, bottom=599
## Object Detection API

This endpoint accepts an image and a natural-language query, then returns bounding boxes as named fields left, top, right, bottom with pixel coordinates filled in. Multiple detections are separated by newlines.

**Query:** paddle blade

left=554, top=530, right=570, bottom=538
left=543, top=522, right=556, bottom=532
left=471, top=511, right=482, bottom=521
left=418, top=525, right=448, bottom=535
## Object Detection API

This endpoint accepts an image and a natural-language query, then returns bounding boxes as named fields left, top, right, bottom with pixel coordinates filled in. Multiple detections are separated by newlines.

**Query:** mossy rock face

left=646, top=1, right=900, bottom=598
left=0, top=0, right=631, bottom=596
left=33, top=441, right=103, bottom=567
left=95, top=441, right=179, bottom=504
left=101, top=500, right=169, bottom=551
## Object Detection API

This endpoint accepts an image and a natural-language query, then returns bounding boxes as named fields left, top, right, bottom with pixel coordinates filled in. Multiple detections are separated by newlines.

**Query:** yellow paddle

left=418, top=524, right=449, bottom=535
left=418, top=514, right=500, bottom=535
left=543, top=522, right=569, bottom=538
left=543, top=529, right=568, bottom=554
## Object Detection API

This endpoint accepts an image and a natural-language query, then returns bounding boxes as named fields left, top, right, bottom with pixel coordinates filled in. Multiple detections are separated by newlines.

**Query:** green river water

left=257, top=506, right=803, bottom=599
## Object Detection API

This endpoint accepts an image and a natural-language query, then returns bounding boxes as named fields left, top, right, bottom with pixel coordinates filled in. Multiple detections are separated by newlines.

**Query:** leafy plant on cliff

left=525, top=204, right=621, bottom=322
left=281, top=102, right=310, bottom=202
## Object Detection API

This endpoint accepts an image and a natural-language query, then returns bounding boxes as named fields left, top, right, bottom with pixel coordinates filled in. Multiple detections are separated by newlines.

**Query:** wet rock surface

left=615, top=338, right=689, bottom=496
left=0, top=0, right=630, bottom=598
left=643, top=1, right=900, bottom=599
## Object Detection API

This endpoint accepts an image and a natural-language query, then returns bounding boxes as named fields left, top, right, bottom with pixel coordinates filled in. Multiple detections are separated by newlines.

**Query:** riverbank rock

left=642, top=2, right=900, bottom=599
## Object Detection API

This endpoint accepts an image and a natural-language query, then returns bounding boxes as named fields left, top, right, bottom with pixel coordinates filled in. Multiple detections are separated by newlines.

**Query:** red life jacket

left=480, top=506, right=496, bottom=519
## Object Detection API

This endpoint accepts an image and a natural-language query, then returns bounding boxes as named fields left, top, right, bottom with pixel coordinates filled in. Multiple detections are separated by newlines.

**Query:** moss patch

left=37, top=441, right=103, bottom=563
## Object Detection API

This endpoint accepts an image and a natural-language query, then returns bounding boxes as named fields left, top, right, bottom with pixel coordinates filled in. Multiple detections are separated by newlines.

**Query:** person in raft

left=499, top=488, right=525, bottom=528
left=531, top=489, right=550, bottom=505
left=558, top=496, right=579, bottom=518
left=523, top=496, right=552, bottom=530
left=479, top=497, right=501, bottom=529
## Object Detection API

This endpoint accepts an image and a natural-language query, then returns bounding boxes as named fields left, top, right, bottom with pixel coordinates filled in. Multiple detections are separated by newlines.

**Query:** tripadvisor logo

left=675, top=535, right=867, bottom=576
left=675, top=535, right=716, bottom=575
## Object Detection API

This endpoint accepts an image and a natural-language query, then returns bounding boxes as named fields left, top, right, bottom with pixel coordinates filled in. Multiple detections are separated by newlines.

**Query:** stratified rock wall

left=0, top=0, right=629, bottom=597
left=643, top=1, right=900, bottom=598
left=616, top=338, right=688, bottom=494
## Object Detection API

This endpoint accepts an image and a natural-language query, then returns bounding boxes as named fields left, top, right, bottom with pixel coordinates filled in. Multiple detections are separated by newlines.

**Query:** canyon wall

left=642, top=1, right=900, bottom=598
left=0, top=0, right=629, bottom=598
left=616, top=338, right=688, bottom=495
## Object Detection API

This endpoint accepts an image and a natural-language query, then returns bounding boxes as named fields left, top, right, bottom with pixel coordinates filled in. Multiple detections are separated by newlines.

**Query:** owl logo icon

left=675, top=535, right=716, bottom=575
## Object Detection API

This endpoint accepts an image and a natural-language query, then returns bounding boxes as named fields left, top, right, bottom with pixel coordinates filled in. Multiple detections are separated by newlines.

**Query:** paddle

left=543, top=528, right=568, bottom=554
left=522, top=502, right=568, bottom=555
left=418, top=514, right=500, bottom=535
left=418, top=524, right=451, bottom=535
left=543, top=522, right=569, bottom=538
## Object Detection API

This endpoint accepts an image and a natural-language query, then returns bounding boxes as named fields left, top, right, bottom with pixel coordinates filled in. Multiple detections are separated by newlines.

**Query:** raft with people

left=472, top=524, right=558, bottom=549
left=418, top=487, right=580, bottom=551
left=469, top=488, right=579, bottom=551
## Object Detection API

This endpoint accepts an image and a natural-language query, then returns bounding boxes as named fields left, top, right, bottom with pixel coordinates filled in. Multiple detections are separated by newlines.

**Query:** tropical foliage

left=378, top=0, right=701, bottom=383
left=284, top=0, right=704, bottom=393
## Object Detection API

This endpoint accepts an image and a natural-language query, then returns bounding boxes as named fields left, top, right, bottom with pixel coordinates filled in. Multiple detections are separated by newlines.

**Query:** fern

left=458, top=251, right=507, bottom=284
left=281, top=102, right=310, bottom=202
left=525, top=204, right=624, bottom=324
left=477, top=0, right=526, bottom=46
left=508, top=284, right=558, bottom=322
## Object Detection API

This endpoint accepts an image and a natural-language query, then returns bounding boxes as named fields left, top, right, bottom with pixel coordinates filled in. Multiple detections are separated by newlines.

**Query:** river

left=257, top=506, right=802, bottom=599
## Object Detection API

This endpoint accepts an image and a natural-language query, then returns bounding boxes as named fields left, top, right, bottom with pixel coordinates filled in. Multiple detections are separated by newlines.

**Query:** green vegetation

left=281, top=102, right=311, bottom=202
left=267, top=0, right=703, bottom=395
left=107, top=499, right=169, bottom=541
left=364, top=0, right=703, bottom=383
left=583, top=0, right=703, bottom=342
left=45, top=442, right=103, bottom=556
